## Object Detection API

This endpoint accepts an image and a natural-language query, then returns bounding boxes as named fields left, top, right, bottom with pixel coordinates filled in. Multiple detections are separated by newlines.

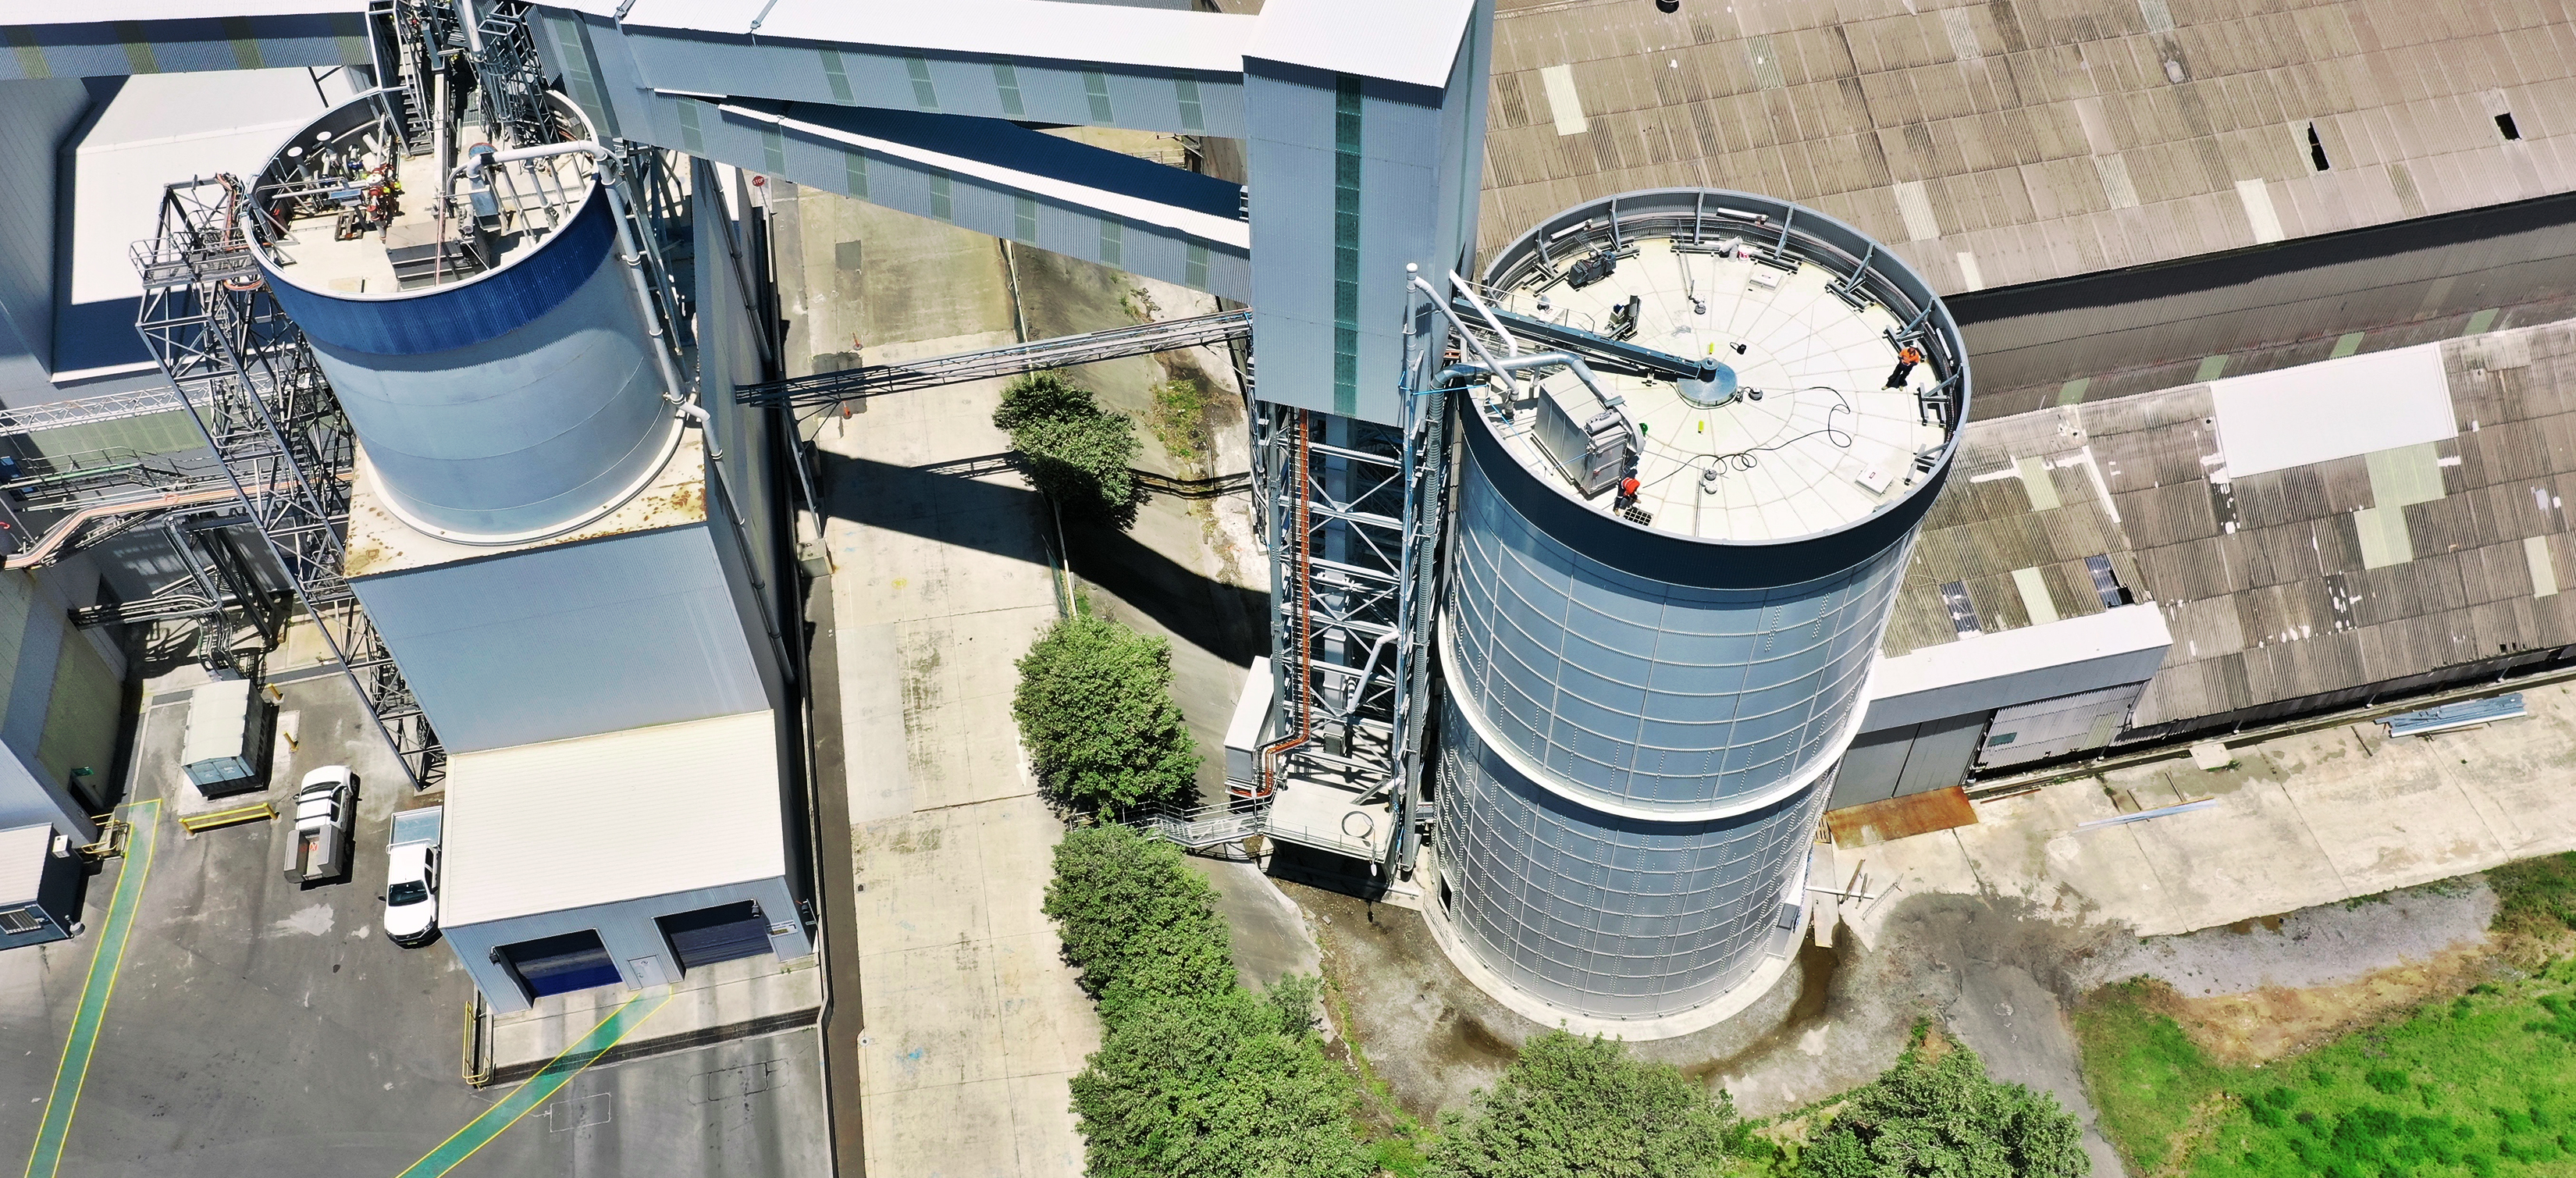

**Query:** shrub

left=1041, top=824, right=1234, bottom=1009
left=1013, top=613, right=1200, bottom=813
left=1428, top=1030, right=1738, bottom=1178
left=1044, top=822, right=1370, bottom=1177
left=1071, top=985, right=1374, bottom=1178
left=995, top=371, right=1145, bottom=526
left=1801, top=1030, right=2089, bottom=1178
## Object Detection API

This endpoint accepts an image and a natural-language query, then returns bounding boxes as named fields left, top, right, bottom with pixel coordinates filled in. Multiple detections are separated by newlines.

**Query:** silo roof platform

left=258, top=122, right=596, bottom=297
left=1477, top=236, right=1953, bottom=545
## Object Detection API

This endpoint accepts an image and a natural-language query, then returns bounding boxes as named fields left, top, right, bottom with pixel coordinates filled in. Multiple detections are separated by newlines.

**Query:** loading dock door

left=657, top=901, right=771, bottom=973
left=496, top=930, right=622, bottom=998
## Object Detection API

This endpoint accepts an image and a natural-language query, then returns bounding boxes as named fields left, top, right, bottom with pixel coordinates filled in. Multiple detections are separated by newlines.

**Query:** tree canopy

left=995, top=371, right=1146, bottom=527
left=1042, top=824, right=1235, bottom=1013
left=1799, top=1030, right=2090, bottom=1178
left=1073, top=986, right=1375, bottom=1178
left=1428, top=1029, right=1741, bottom=1178
left=1012, top=613, right=1200, bottom=813
left=1045, top=823, right=1372, bottom=1178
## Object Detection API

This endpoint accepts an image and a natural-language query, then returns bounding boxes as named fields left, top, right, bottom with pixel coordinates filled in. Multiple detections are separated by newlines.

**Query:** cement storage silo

left=250, top=92, right=682, bottom=543
left=1430, top=189, right=1966, bottom=1022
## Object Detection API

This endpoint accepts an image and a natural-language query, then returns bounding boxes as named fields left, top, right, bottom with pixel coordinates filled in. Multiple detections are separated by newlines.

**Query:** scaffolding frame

left=131, top=176, right=442, bottom=787
left=1250, top=311, right=1452, bottom=878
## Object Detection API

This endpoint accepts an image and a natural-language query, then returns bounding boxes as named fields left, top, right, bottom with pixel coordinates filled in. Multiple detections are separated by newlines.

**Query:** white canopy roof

left=439, top=710, right=785, bottom=927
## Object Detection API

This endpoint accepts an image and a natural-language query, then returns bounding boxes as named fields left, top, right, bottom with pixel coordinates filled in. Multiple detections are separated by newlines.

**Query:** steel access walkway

left=738, top=308, right=1251, bottom=409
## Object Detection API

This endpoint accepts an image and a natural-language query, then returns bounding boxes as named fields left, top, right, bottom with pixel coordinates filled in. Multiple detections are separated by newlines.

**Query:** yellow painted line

left=395, top=989, right=673, bottom=1177
left=23, top=799, right=161, bottom=1178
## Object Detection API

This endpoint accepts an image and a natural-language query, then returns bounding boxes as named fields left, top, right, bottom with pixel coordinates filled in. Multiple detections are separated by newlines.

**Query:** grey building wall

left=349, top=522, right=770, bottom=754
left=0, top=831, right=84, bottom=950
left=443, top=874, right=809, bottom=1015
left=1976, top=682, right=2144, bottom=771
left=0, top=78, right=93, bottom=401
left=692, top=163, right=790, bottom=713
left=0, top=563, right=121, bottom=842
left=1826, top=714, right=1987, bottom=810
left=1242, top=11, right=1490, bottom=427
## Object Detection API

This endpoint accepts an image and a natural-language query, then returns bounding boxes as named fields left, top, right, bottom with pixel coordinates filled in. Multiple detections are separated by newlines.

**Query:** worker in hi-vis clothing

left=1885, top=344, right=1923, bottom=390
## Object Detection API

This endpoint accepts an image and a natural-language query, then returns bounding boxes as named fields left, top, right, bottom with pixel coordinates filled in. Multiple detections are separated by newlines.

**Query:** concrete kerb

left=1411, top=846, right=1805, bottom=1042
left=485, top=955, right=823, bottom=1084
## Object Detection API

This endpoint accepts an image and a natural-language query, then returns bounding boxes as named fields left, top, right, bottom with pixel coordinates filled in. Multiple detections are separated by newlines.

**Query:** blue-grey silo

left=1432, top=189, right=1966, bottom=1020
left=251, top=94, right=680, bottom=542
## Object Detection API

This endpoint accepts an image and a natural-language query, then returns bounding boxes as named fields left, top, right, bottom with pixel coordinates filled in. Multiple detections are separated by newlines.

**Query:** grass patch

left=1147, top=376, right=1216, bottom=476
left=2078, top=980, right=2236, bottom=1175
left=2490, top=852, right=2576, bottom=949
left=2077, top=856, right=2576, bottom=1176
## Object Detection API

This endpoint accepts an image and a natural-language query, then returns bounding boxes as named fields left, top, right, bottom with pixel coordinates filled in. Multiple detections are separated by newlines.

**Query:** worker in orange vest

left=1615, top=475, right=1641, bottom=509
left=1885, top=344, right=1924, bottom=390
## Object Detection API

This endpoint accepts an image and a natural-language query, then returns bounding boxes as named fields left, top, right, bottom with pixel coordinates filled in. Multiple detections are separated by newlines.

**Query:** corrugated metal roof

left=439, top=710, right=785, bottom=927
left=1884, top=311, right=2576, bottom=729
left=1484, top=0, right=2576, bottom=294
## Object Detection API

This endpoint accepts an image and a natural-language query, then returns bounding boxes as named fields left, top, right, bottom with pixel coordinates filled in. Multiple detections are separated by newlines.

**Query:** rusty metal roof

left=1884, top=317, right=2576, bottom=730
left=1485, top=0, right=2576, bottom=296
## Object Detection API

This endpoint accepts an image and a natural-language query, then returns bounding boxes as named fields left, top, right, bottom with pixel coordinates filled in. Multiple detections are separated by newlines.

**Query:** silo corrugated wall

left=1431, top=188, right=1962, bottom=1022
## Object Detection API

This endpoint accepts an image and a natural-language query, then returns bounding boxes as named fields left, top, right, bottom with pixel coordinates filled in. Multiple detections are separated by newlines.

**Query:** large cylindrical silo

left=251, top=94, right=680, bottom=543
left=1431, top=189, right=1966, bottom=1021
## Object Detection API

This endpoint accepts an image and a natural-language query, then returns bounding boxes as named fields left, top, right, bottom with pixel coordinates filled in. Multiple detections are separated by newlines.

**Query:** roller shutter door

left=658, top=901, right=772, bottom=973
left=496, top=930, right=621, bottom=998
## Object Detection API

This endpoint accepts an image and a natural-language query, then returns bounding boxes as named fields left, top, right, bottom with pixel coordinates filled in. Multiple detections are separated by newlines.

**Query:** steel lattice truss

left=131, top=176, right=443, bottom=786
left=1251, top=342, right=1451, bottom=877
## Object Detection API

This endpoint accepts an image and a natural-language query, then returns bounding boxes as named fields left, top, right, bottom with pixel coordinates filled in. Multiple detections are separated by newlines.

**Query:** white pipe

left=595, top=173, right=692, bottom=411
left=1408, top=274, right=1521, bottom=401
left=454, top=0, right=483, bottom=54
left=1459, top=351, right=1615, bottom=410
left=432, top=68, right=451, bottom=201
left=1448, top=269, right=1521, bottom=357
left=454, top=139, right=610, bottom=176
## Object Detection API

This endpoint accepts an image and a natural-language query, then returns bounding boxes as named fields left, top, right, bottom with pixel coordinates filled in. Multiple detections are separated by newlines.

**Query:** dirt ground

left=2076, top=881, right=2503, bottom=1066
left=1277, top=870, right=2514, bottom=1178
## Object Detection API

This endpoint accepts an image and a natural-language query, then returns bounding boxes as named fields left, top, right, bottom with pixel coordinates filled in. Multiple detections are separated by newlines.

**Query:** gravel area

left=2076, top=881, right=2496, bottom=998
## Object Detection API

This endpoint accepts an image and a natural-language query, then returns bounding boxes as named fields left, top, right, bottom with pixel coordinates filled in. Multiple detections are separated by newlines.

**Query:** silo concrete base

left=1415, top=839, right=1813, bottom=1041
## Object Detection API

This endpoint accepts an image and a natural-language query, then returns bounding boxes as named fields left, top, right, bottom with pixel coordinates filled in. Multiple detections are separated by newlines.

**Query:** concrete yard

left=784, top=187, right=1098, bottom=1178
left=0, top=648, right=830, bottom=1178
left=1851, top=685, right=2576, bottom=945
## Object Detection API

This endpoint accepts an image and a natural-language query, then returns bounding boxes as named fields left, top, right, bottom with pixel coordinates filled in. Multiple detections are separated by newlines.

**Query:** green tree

left=1014, top=614, right=1201, bottom=813
left=1799, top=1030, right=2089, bottom=1178
left=1428, top=1029, right=1739, bottom=1178
left=1071, top=985, right=1375, bottom=1178
left=1041, top=824, right=1234, bottom=1014
left=995, top=371, right=1145, bottom=526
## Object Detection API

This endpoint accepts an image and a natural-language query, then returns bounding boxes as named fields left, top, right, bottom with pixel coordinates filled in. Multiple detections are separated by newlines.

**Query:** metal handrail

left=741, top=310, right=1253, bottom=409
left=177, top=803, right=276, bottom=834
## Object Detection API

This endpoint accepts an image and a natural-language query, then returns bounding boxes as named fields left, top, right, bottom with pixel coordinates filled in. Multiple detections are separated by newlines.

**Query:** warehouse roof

left=1883, top=316, right=2576, bottom=731
left=1482, top=0, right=2576, bottom=297
left=439, top=710, right=784, bottom=927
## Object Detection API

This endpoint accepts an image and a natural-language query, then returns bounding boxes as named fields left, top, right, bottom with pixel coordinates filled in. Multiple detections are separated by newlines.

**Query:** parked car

left=281, top=766, right=356, bottom=886
left=382, top=805, right=443, bottom=946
